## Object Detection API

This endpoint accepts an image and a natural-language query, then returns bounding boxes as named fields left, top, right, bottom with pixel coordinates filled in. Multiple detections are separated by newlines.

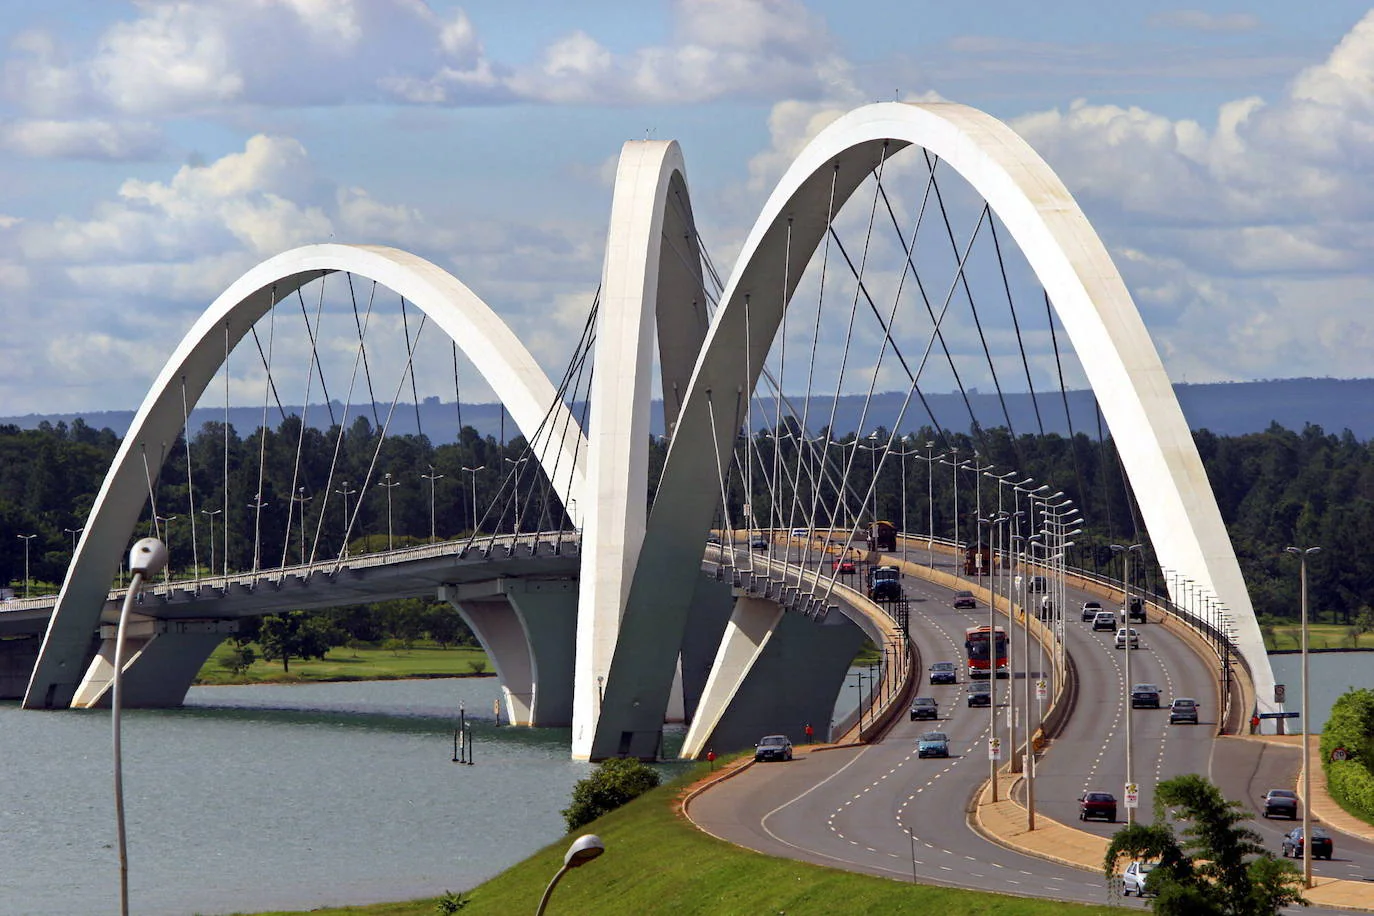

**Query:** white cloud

left=0, top=118, right=162, bottom=159
left=1147, top=10, right=1261, bottom=33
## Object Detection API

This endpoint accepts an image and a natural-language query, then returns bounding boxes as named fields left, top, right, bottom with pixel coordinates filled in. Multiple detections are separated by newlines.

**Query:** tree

left=561, top=757, right=661, bottom=831
left=218, top=643, right=257, bottom=676
left=1103, top=774, right=1306, bottom=915
left=257, top=611, right=339, bottom=672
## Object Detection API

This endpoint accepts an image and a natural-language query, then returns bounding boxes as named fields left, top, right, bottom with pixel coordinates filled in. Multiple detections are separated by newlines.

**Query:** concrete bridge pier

left=680, top=596, right=866, bottom=759
left=440, top=577, right=577, bottom=727
left=0, top=636, right=41, bottom=700
left=71, top=618, right=239, bottom=708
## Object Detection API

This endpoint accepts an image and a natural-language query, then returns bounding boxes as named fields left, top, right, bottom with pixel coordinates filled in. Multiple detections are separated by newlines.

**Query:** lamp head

left=563, top=834, right=605, bottom=868
left=128, top=538, right=168, bottom=577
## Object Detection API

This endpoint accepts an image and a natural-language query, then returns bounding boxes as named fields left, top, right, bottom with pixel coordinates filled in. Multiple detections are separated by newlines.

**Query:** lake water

left=1269, top=651, right=1374, bottom=733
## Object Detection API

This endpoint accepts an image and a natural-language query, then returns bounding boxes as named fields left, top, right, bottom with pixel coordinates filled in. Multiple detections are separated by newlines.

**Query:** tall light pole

left=292, top=487, right=312, bottom=564
left=505, top=456, right=528, bottom=534
left=247, top=495, right=268, bottom=574
left=334, top=480, right=357, bottom=557
left=17, top=533, right=36, bottom=597
left=378, top=473, right=400, bottom=551
left=534, top=834, right=605, bottom=916
left=113, top=537, right=167, bottom=916
left=1286, top=544, right=1321, bottom=889
left=1012, top=529, right=1037, bottom=829
left=462, top=465, right=485, bottom=534
left=64, top=526, right=84, bottom=553
left=982, top=514, right=1008, bottom=801
left=201, top=508, right=222, bottom=578
left=421, top=465, right=444, bottom=542
left=916, top=442, right=939, bottom=567
left=1111, top=543, right=1144, bottom=825
left=154, top=515, right=177, bottom=584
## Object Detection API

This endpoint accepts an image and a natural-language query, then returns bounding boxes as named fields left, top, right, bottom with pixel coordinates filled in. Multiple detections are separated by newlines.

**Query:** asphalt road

left=694, top=547, right=1370, bottom=910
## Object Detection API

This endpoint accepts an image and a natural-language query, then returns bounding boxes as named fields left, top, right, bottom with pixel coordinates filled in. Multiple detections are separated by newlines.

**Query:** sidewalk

left=970, top=739, right=1374, bottom=911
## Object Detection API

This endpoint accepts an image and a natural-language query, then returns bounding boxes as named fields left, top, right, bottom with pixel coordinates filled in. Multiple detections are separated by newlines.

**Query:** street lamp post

left=421, top=466, right=444, bottom=542
left=505, top=457, right=528, bottom=534
left=334, top=481, right=357, bottom=556
left=982, top=514, right=1009, bottom=800
left=1111, top=543, right=1144, bottom=825
left=462, top=465, right=486, bottom=534
left=1285, top=544, right=1321, bottom=889
left=64, top=526, right=84, bottom=553
left=378, top=473, right=400, bottom=551
left=17, top=534, right=36, bottom=597
left=200, top=508, right=222, bottom=578
left=153, top=515, right=177, bottom=584
left=534, top=834, right=605, bottom=916
left=247, top=495, right=268, bottom=574
left=292, top=487, right=312, bottom=564
left=113, top=537, right=168, bottom=916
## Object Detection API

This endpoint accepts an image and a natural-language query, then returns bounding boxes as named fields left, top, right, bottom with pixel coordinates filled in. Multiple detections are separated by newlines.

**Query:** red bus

left=965, top=625, right=1009, bottom=679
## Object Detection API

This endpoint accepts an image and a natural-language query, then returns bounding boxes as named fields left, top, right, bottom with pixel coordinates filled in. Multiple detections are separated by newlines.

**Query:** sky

left=3, top=0, right=1374, bottom=417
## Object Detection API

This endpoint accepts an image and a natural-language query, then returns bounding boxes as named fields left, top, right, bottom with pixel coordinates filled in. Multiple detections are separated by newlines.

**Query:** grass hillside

left=238, top=761, right=1117, bottom=916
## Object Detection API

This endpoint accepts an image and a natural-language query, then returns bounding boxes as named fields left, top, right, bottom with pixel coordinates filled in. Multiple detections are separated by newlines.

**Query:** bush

left=562, top=758, right=661, bottom=831
left=1322, top=688, right=1374, bottom=825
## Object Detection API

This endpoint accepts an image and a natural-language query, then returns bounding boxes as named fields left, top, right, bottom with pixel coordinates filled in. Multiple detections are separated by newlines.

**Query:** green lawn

left=194, top=640, right=492, bottom=686
left=233, top=762, right=1118, bottom=916
left=1263, top=624, right=1374, bottom=652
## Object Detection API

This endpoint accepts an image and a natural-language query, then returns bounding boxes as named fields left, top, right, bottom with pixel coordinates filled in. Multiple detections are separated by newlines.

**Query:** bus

left=965, top=625, right=1009, bottom=679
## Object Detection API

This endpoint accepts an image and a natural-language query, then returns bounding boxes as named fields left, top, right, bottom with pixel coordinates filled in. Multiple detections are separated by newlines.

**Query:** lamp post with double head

left=291, top=487, right=312, bottom=564
left=17, top=533, right=36, bottom=597
left=1110, top=543, right=1144, bottom=825
left=462, top=465, right=485, bottom=534
left=247, top=496, right=268, bottom=574
left=378, top=473, right=400, bottom=551
left=421, top=466, right=444, bottom=542
left=153, top=515, right=177, bottom=584
left=64, top=526, right=84, bottom=554
left=334, top=481, right=357, bottom=556
left=505, top=456, right=528, bottom=534
left=1285, top=544, right=1321, bottom=888
left=200, top=508, right=222, bottom=578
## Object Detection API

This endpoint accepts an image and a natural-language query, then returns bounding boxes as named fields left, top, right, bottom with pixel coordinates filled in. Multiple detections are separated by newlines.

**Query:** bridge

left=6, top=101, right=1276, bottom=769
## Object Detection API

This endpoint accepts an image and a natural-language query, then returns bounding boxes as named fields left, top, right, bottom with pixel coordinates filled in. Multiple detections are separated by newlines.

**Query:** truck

left=867, top=520, right=897, bottom=552
left=867, top=565, right=902, bottom=601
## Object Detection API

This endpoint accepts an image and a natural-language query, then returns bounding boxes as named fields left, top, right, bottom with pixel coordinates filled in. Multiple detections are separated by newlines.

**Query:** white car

left=1121, top=860, right=1155, bottom=896
left=1115, top=627, right=1140, bottom=649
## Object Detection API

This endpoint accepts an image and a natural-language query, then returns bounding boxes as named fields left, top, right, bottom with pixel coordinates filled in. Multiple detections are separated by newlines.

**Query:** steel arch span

left=24, top=243, right=590, bottom=710
left=587, top=101, right=1272, bottom=759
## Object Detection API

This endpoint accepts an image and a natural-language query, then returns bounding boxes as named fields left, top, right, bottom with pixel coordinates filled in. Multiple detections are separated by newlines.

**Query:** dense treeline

left=2, top=416, right=1371, bottom=624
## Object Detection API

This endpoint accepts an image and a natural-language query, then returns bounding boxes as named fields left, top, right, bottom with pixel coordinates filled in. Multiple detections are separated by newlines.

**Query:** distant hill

left=4, top=377, right=1372, bottom=442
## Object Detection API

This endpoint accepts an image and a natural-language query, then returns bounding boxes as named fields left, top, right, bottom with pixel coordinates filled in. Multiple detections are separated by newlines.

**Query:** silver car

left=1121, top=860, right=1155, bottom=897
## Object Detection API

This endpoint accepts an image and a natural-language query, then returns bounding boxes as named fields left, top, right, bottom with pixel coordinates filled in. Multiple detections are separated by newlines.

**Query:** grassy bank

left=236, top=762, right=1116, bottom=916
left=194, top=640, right=491, bottom=686
left=1263, top=624, right=1374, bottom=652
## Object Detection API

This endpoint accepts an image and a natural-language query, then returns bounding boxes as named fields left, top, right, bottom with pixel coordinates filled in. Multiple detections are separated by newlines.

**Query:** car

left=952, top=589, right=977, bottom=609
left=833, top=558, right=857, bottom=574
left=909, top=697, right=939, bottom=720
left=928, top=661, right=958, bottom=685
left=750, top=537, right=768, bottom=551
left=1016, top=574, right=1048, bottom=593
left=1092, top=611, right=1117, bottom=631
left=967, top=682, right=992, bottom=707
left=1281, top=826, right=1333, bottom=860
left=1115, top=627, right=1141, bottom=649
left=917, top=731, right=950, bottom=758
left=1038, top=595, right=1054, bottom=619
left=1078, top=791, right=1118, bottom=822
left=706, top=534, right=722, bottom=545
left=1130, top=683, right=1161, bottom=708
left=1121, top=860, right=1156, bottom=897
left=754, top=734, right=793, bottom=762
left=1169, top=697, right=1199, bottom=724
left=1080, top=600, right=1103, bottom=621
left=1262, top=788, right=1299, bottom=819
left=1127, top=596, right=1147, bottom=623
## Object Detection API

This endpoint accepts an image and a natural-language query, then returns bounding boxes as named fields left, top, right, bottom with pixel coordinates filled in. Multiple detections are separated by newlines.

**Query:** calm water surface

left=1269, top=651, right=1374, bottom=733
left=0, top=678, right=624, bottom=916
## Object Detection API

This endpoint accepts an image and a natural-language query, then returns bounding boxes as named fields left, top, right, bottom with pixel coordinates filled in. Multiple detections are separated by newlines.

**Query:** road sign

left=1125, top=782, right=1140, bottom=809
left=1274, top=684, right=1286, bottom=704
left=988, top=737, right=1002, bottom=761
left=1331, top=747, right=1349, bottom=762
left=1258, top=711, right=1301, bottom=719
left=1036, top=679, right=1048, bottom=702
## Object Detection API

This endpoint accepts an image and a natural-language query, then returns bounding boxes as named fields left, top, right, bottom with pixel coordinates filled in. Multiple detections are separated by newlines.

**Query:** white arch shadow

left=25, top=243, right=589, bottom=709
left=593, top=101, right=1271, bottom=757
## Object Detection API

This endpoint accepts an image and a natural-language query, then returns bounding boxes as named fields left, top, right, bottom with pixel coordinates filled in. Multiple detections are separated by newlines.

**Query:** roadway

left=692, top=547, right=1374, bottom=909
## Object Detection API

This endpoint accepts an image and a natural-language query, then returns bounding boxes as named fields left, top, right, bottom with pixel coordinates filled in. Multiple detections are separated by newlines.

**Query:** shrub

left=467, top=658, right=487, bottom=675
left=562, top=758, right=661, bottom=831
left=1321, top=688, right=1374, bottom=826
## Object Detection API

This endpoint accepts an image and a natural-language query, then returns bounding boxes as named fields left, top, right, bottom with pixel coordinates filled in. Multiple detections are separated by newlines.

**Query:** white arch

left=571, top=141, right=710, bottom=759
left=593, top=101, right=1271, bottom=756
left=25, top=243, right=588, bottom=709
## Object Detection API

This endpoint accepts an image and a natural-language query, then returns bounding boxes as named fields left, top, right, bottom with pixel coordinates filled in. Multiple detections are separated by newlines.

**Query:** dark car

left=917, top=731, right=950, bottom=758
left=1079, top=791, right=1118, bottom=822
left=928, top=661, right=957, bottom=685
left=1092, top=611, right=1117, bottom=631
left=1169, top=697, right=1199, bottom=724
left=967, top=682, right=992, bottom=707
left=833, top=558, right=857, bottom=574
left=1131, top=683, right=1161, bottom=708
left=909, top=697, right=939, bottom=721
left=750, top=537, right=768, bottom=551
left=1281, top=826, right=1333, bottom=860
left=1262, top=789, right=1299, bottom=819
left=952, top=589, right=977, bottom=609
left=754, top=734, right=793, bottom=762
left=1080, top=600, right=1103, bottom=621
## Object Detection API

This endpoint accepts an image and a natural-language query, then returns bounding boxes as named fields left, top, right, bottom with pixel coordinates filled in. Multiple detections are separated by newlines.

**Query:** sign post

left=1124, top=782, right=1139, bottom=810
left=988, top=737, right=1002, bottom=761
left=1035, top=679, right=1048, bottom=702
